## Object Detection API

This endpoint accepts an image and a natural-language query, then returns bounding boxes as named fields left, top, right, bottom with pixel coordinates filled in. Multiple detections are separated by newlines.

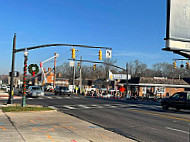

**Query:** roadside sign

left=106, top=50, right=112, bottom=58
left=70, top=61, right=74, bottom=67
left=9, top=71, right=19, bottom=77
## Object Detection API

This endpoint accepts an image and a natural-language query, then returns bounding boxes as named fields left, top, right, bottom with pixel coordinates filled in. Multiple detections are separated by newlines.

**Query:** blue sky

left=0, top=0, right=180, bottom=75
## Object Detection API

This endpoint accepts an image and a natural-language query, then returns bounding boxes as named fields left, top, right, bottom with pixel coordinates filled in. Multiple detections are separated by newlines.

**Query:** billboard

left=165, top=0, right=190, bottom=51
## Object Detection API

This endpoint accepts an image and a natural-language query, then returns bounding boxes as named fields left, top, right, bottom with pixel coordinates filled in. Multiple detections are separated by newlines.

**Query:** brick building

left=125, top=77, right=190, bottom=98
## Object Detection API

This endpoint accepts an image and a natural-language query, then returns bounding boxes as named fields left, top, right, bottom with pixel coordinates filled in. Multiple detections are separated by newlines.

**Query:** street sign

left=106, top=50, right=112, bottom=58
left=9, top=71, right=19, bottom=77
left=69, top=61, right=74, bottom=67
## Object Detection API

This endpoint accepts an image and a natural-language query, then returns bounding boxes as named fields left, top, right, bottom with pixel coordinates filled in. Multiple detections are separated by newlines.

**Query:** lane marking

left=165, top=127, right=189, bottom=134
left=63, top=105, right=76, bottom=110
left=78, top=105, right=90, bottom=109
left=128, top=109, right=190, bottom=122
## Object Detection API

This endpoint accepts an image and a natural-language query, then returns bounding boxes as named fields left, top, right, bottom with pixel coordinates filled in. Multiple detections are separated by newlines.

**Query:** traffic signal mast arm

left=69, top=59, right=125, bottom=71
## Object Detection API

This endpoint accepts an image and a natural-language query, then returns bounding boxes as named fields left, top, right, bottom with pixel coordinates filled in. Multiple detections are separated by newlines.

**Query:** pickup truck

left=161, top=92, right=190, bottom=110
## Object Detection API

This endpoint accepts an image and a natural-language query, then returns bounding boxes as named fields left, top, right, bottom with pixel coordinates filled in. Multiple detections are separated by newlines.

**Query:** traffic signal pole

left=7, top=33, right=16, bottom=104
left=126, top=62, right=129, bottom=96
left=79, top=56, right=82, bottom=94
left=53, top=52, right=57, bottom=90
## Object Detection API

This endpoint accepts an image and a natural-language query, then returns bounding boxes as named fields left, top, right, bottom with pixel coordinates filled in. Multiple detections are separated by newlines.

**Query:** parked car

left=54, top=86, right=71, bottom=96
left=1, top=84, right=7, bottom=90
left=161, top=92, right=190, bottom=110
left=27, top=86, right=44, bottom=97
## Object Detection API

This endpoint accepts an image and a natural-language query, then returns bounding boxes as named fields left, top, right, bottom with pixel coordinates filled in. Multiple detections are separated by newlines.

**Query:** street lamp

left=22, top=48, right=28, bottom=107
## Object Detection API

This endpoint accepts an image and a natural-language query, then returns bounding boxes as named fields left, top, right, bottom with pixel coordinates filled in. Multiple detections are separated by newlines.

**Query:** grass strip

left=2, top=106, right=53, bottom=112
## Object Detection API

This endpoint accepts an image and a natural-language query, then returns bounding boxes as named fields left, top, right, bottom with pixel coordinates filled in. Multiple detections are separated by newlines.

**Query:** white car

left=27, top=86, right=44, bottom=97
left=1, top=85, right=7, bottom=90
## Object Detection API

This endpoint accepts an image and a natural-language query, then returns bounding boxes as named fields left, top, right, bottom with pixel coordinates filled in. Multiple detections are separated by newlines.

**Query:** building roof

left=129, top=77, right=189, bottom=85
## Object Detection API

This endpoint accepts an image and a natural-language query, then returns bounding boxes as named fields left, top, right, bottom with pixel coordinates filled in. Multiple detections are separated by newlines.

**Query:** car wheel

left=55, top=92, right=57, bottom=96
left=68, top=94, right=70, bottom=96
left=162, top=104, right=169, bottom=110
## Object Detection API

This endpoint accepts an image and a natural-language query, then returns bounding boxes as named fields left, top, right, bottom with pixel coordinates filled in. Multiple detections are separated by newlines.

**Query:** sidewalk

left=0, top=106, right=135, bottom=142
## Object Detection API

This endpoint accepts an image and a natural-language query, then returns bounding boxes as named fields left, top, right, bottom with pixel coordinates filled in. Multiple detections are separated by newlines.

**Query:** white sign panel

left=106, top=50, right=112, bottom=58
left=69, top=61, right=74, bottom=67
left=109, top=73, right=131, bottom=81
left=166, top=0, right=190, bottom=50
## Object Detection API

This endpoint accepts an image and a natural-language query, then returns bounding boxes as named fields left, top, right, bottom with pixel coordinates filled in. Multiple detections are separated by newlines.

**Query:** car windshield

left=172, top=93, right=180, bottom=99
left=61, top=87, right=69, bottom=90
left=31, top=87, right=41, bottom=90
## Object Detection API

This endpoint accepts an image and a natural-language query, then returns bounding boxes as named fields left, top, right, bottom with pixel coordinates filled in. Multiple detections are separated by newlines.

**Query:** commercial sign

left=109, top=72, right=131, bottom=81
left=165, top=0, right=190, bottom=51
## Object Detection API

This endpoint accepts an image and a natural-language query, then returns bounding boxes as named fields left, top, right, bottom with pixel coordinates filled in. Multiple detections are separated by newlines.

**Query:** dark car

left=161, top=92, right=190, bottom=110
left=54, top=86, right=71, bottom=96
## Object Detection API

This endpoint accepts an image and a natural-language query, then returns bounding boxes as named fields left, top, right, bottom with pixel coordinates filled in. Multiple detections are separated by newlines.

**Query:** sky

left=0, top=0, right=181, bottom=75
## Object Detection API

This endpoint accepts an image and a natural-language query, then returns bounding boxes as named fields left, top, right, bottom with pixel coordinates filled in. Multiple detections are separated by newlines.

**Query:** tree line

left=56, top=59, right=190, bottom=83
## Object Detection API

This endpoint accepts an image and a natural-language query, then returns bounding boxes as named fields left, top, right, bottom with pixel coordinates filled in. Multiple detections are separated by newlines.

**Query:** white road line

left=103, top=104, right=111, bottom=107
left=63, top=105, right=76, bottom=110
left=91, top=104, right=98, bottom=107
left=78, top=105, right=90, bottom=109
left=46, top=96, right=52, bottom=99
left=165, top=127, right=189, bottom=134
left=38, top=97, right=44, bottom=99
left=27, top=98, right=34, bottom=100
left=56, top=96, right=62, bottom=99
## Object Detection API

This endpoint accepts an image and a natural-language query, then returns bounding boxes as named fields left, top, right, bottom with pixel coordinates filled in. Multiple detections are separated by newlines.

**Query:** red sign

left=119, top=87, right=125, bottom=93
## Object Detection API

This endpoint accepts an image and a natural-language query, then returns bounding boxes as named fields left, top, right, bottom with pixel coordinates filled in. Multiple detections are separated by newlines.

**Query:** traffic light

left=186, top=62, right=189, bottom=69
left=98, top=49, right=102, bottom=60
left=173, top=61, right=177, bottom=69
left=71, top=48, right=75, bottom=59
left=77, top=62, right=80, bottom=69
left=93, top=64, right=96, bottom=70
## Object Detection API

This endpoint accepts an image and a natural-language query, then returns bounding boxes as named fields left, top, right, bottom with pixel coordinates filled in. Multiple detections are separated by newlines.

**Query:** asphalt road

left=1, top=92, right=190, bottom=142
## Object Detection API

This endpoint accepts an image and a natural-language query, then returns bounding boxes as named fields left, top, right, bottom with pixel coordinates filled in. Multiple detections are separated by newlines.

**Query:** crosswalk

left=27, top=96, right=81, bottom=100
left=58, top=103, right=162, bottom=110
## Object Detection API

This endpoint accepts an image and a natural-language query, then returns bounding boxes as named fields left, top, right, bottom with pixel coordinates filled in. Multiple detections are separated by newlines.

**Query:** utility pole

left=73, top=61, right=75, bottom=85
left=126, top=62, right=129, bottom=95
left=53, top=52, right=57, bottom=89
left=79, top=56, right=82, bottom=94
left=7, top=33, right=16, bottom=104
